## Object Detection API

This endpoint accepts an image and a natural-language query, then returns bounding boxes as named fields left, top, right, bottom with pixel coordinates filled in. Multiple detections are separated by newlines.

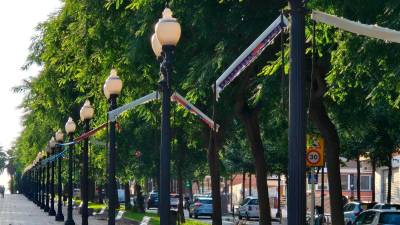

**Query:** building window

left=341, top=175, right=349, bottom=190
left=360, top=175, right=371, bottom=191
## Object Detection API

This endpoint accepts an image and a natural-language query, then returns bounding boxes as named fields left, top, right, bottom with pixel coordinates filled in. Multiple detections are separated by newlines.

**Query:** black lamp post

left=49, top=137, right=57, bottom=216
left=34, top=159, right=39, bottom=206
left=35, top=163, right=39, bottom=205
left=45, top=146, right=51, bottom=212
left=65, top=117, right=77, bottom=225
left=80, top=101, right=94, bottom=225
left=104, top=69, right=123, bottom=225
left=150, top=7, right=181, bottom=225
left=55, top=129, right=65, bottom=221
left=38, top=152, right=44, bottom=209
left=287, top=1, right=307, bottom=225
left=41, top=153, right=47, bottom=210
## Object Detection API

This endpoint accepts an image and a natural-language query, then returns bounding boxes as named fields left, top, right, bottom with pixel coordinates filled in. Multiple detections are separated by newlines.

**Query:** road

left=146, top=208, right=286, bottom=225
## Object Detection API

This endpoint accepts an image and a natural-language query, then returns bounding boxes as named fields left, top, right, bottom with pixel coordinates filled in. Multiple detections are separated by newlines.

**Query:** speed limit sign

left=307, top=150, right=321, bottom=165
left=306, top=134, right=324, bottom=167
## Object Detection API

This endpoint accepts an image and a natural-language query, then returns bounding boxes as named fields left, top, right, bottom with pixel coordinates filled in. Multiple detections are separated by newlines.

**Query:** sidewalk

left=0, top=194, right=107, bottom=225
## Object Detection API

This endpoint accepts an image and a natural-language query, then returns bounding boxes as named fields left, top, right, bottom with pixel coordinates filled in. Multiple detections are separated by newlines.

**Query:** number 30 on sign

left=306, top=134, right=324, bottom=167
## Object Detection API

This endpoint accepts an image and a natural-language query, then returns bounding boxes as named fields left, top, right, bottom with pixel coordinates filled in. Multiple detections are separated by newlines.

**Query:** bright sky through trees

left=0, top=0, right=61, bottom=189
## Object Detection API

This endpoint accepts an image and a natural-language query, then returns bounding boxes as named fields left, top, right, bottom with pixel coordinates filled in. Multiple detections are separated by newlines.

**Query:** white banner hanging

left=171, top=92, right=220, bottom=132
left=214, top=15, right=289, bottom=100
left=108, top=91, right=160, bottom=122
left=311, top=10, right=400, bottom=43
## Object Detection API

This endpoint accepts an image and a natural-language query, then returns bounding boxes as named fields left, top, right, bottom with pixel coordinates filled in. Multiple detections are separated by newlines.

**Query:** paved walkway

left=0, top=194, right=107, bottom=225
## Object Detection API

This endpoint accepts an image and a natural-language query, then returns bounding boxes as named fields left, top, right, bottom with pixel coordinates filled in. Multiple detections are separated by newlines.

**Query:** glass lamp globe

left=155, top=8, right=181, bottom=46
left=151, top=33, right=162, bottom=57
left=49, top=137, right=56, bottom=149
left=80, top=100, right=94, bottom=121
left=103, top=84, right=110, bottom=99
left=104, top=69, right=123, bottom=96
left=65, top=117, right=77, bottom=134
left=55, top=129, right=64, bottom=142
left=37, top=152, right=42, bottom=160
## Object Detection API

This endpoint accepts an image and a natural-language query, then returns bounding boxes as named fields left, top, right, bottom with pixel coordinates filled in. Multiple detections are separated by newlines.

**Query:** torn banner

left=214, top=15, right=289, bottom=100
left=311, top=10, right=400, bottom=43
left=171, top=92, right=219, bottom=132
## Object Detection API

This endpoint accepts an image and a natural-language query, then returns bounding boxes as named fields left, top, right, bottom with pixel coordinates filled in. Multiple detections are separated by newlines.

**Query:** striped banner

left=108, top=91, right=160, bottom=122
left=215, top=15, right=288, bottom=99
left=171, top=92, right=219, bottom=131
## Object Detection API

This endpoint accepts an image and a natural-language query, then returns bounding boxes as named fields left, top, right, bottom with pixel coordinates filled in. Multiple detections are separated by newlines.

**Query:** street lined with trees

left=7, top=1, right=400, bottom=225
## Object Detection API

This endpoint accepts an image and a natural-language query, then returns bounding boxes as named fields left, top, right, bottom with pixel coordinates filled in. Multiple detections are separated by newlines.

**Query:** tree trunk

left=195, top=180, right=201, bottom=194
left=371, top=160, right=376, bottom=202
left=208, top=132, right=222, bottom=225
left=387, top=154, right=392, bottom=204
left=238, top=109, right=272, bottom=225
left=98, top=184, right=104, bottom=204
left=242, top=172, right=246, bottom=201
left=135, top=183, right=144, bottom=213
left=177, top=139, right=185, bottom=224
left=356, top=154, right=361, bottom=201
left=177, top=172, right=185, bottom=223
left=309, top=65, right=344, bottom=225
left=124, top=182, right=131, bottom=210
left=248, top=174, right=252, bottom=196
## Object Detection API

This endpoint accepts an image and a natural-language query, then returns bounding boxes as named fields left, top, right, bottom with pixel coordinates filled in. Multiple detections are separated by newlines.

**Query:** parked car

left=353, top=209, right=400, bottom=225
left=147, top=192, right=158, bottom=209
left=170, top=193, right=180, bottom=208
left=189, top=197, right=213, bottom=219
left=238, top=196, right=259, bottom=220
left=372, top=203, right=400, bottom=210
left=344, top=202, right=364, bottom=225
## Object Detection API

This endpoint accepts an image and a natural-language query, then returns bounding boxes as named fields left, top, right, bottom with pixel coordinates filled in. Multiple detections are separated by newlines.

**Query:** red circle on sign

left=307, top=149, right=321, bottom=165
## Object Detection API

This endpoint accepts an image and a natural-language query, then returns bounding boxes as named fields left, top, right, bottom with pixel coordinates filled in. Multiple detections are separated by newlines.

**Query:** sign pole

left=310, top=167, right=315, bottom=225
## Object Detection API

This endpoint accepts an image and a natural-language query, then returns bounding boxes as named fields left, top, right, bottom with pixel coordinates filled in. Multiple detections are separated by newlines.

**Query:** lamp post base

left=56, top=213, right=64, bottom=221
left=65, top=219, right=75, bottom=225
left=49, top=208, right=56, bottom=216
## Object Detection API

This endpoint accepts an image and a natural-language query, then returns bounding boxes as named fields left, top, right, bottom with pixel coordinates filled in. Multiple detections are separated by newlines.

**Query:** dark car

left=147, top=192, right=158, bottom=209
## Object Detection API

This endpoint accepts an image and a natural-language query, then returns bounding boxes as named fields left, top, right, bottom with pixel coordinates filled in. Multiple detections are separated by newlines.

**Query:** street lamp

left=55, top=129, right=65, bottom=221
left=49, top=137, right=57, bottom=216
left=38, top=152, right=44, bottom=208
left=288, top=1, right=307, bottom=225
left=151, top=7, right=181, bottom=225
left=80, top=101, right=94, bottom=225
left=104, top=68, right=122, bottom=225
left=41, top=151, right=47, bottom=211
left=35, top=152, right=42, bottom=207
left=65, top=117, right=76, bottom=225
left=45, top=147, right=50, bottom=213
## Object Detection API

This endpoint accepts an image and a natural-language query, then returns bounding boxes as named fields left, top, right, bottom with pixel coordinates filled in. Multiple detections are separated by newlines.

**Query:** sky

left=0, top=0, right=62, bottom=190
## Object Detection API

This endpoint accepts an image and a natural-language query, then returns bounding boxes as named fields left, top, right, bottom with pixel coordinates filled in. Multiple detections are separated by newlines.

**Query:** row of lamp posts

left=20, top=69, right=122, bottom=225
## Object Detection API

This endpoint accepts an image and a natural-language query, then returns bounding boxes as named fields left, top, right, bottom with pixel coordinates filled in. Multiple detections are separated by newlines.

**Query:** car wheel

left=194, top=213, right=198, bottom=219
left=246, top=213, right=250, bottom=221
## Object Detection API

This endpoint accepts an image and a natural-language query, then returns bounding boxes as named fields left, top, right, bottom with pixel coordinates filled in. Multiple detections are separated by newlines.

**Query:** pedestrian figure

left=0, top=185, right=5, bottom=198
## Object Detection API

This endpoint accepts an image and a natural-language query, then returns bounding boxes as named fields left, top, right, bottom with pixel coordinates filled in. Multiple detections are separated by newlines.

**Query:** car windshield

left=344, top=203, right=356, bottom=212
left=240, top=198, right=251, bottom=206
left=379, top=212, right=400, bottom=225
left=382, top=204, right=400, bottom=210
left=199, top=199, right=213, bottom=204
